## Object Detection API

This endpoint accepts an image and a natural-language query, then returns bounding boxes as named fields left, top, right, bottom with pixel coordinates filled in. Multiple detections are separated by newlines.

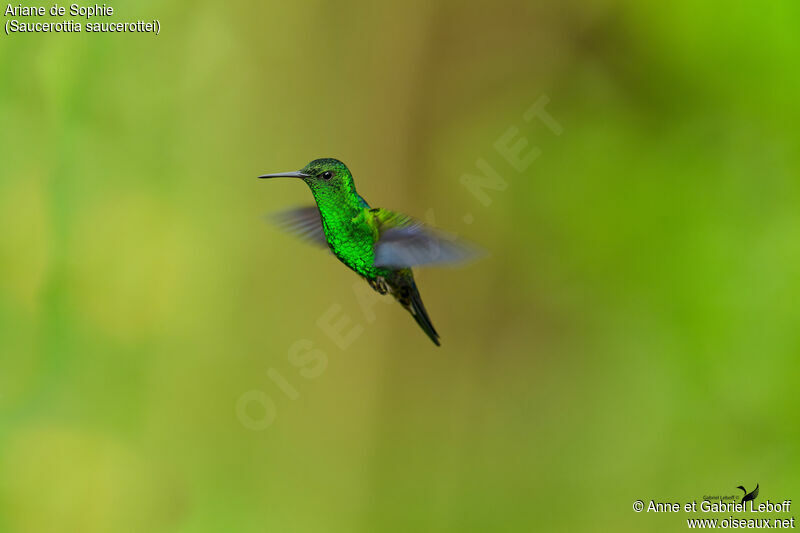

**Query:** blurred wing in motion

left=372, top=210, right=484, bottom=268
left=267, top=206, right=328, bottom=248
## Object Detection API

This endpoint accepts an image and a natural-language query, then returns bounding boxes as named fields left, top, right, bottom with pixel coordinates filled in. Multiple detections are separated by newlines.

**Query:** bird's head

left=259, top=158, right=356, bottom=195
left=737, top=486, right=747, bottom=492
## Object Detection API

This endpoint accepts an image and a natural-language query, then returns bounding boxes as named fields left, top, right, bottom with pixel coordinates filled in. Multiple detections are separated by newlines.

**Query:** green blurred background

left=1, top=1, right=799, bottom=531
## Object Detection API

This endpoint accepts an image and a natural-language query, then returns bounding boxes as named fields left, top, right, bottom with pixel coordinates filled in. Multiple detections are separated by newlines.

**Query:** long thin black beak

left=258, top=171, right=310, bottom=179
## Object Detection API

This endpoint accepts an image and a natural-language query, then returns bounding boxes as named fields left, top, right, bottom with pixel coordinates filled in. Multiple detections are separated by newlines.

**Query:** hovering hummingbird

left=259, top=158, right=480, bottom=346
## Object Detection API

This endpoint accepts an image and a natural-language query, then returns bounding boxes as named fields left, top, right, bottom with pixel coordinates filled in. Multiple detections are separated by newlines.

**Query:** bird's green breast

left=307, top=183, right=391, bottom=280
left=323, top=218, right=383, bottom=278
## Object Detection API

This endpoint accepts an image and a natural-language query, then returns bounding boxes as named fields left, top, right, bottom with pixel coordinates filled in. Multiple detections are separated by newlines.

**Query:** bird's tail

left=390, top=271, right=440, bottom=346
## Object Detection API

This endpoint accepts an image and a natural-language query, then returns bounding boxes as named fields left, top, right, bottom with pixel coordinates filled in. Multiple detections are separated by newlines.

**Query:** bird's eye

left=321, top=171, right=333, bottom=180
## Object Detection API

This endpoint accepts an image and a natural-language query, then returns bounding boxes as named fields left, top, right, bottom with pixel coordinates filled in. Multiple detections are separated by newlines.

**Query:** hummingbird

left=259, top=158, right=480, bottom=346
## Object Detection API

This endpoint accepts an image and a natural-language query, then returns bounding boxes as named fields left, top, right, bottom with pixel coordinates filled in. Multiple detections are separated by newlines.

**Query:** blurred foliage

left=1, top=1, right=799, bottom=531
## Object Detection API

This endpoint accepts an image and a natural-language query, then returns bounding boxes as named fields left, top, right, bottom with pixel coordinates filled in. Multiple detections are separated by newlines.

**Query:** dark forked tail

left=390, top=271, right=440, bottom=346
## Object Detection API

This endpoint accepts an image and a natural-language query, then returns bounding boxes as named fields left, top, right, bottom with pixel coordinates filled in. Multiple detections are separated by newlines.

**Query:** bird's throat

left=304, top=181, right=366, bottom=240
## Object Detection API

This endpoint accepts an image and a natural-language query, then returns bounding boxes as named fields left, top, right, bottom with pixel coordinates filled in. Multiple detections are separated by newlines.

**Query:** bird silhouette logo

left=737, top=483, right=759, bottom=504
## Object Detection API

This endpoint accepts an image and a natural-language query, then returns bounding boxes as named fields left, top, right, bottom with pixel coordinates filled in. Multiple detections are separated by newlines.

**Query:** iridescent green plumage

left=260, top=158, right=480, bottom=346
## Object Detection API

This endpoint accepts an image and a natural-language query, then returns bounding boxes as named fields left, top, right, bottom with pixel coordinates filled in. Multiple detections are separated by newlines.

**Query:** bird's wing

left=267, top=206, right=328, bottom=247
left=372, top=208, right=483, bottom=268
left=750, top=484, right=759, bottom=499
